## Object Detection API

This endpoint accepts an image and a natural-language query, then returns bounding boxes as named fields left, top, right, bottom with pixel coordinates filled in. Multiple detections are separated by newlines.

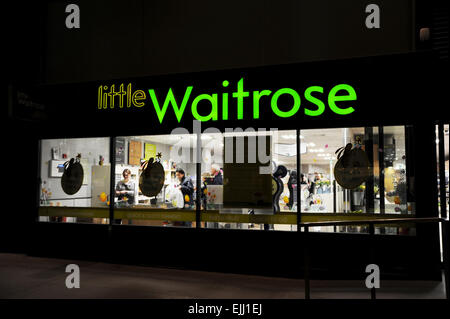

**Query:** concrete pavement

left=0, top=253, right=446, bottom=299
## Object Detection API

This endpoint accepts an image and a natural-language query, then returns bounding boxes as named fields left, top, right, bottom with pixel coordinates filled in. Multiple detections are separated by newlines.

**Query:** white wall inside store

left=117, top=137, right=197, bottom=180
left=40, top=138, right=110, bottom=207
left=301, top=164, right=330, bottom=176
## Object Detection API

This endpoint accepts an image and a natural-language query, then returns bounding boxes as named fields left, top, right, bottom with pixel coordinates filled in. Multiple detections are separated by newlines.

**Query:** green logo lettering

left=328, top=84, right=356, bottom=115
left=191, top=93, right=219, bottom=122
left=149, top=87, right=193, bottom=123
left=304, top=86, right=325, bottom=116
left=271, top=88, right=301, bottom=118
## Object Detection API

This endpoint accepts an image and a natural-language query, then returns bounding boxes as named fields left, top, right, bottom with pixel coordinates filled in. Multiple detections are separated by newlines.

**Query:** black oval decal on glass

left=139, top=157, right=165, bottom=197
left=61, top=155, right=84, bottom=195
left=334, top=143, right=371, bottom=189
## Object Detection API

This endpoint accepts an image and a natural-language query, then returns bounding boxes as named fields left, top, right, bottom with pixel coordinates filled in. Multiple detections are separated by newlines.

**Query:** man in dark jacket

left=175, top=168, right=194, bottom=207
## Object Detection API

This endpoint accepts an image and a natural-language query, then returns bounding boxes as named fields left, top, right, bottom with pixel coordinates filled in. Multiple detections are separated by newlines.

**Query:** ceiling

left=121, top=126, right=408, bottom=167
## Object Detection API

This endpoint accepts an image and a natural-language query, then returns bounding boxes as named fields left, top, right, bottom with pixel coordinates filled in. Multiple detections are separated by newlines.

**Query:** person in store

left=175, top=168, right=194, bottom=208
left=314, top=172, right=321, bottom=183
left=174, top=168, right=194, bottom=227
left=114, top=168, right=136, bottom=224
left=307, top=174, right=317, bottom=206
left=287, top=170, right=298, bottom=210
left=209, top=163, right=223, bottom=185
left=300, top=173, right=308, bottom=185
left=200, top=172, right=209, bottom=210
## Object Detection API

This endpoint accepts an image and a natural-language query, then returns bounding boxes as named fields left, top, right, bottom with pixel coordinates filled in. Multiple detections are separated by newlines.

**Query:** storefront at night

left=14, top=52, right=447, bottom=280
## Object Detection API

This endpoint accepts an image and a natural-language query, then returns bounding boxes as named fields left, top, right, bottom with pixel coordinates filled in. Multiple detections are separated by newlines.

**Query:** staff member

left=116, top=169, right=135, bottom=204
left=115, top=169, right=135, bottom=224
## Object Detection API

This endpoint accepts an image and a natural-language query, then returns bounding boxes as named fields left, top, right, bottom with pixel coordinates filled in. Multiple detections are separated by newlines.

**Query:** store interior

left=39, top=137, right=111, bottom=223
left=38, top=126, right=423, bottom=234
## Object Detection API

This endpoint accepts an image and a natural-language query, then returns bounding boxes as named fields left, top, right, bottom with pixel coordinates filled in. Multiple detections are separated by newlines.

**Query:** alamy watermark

left=365, top=264, right=380, bottom=289
left=65, top=264, right=80, bottom=288
left=169, top=121, right=277, bottom=174
left=65, top=4, right=80, bottom=29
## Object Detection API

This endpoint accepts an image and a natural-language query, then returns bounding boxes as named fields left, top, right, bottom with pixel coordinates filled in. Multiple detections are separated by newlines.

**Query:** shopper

left=300, top=173, right=308, bottom=185
left=210, top=163, right=223, bottom=185
left=314, top=172, right=321, bottom=182
left=174, top=168, right=194, bottom=227
left=176, top=168, right=194, bottom=207
left=200, top=172, right=209, bottom=209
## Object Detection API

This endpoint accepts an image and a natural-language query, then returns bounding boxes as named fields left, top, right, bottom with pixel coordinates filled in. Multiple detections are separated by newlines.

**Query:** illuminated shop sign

left=97, top=78, right=357, bottom=123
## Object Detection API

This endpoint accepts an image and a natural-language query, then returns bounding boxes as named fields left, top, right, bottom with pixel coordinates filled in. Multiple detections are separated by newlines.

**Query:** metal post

left=442, top=220, right=449, bottom=300
left=333, top=180, right=337, bottom=232
left=405, top=125, right=415, bottom=215
left=438, top=123, right=447, bottom=219
left=196, top=131, right=201, bottom=228
left=303, top=226, right=311, bottom=299
left=109, top=136, right=116, bottom=226
left=36, top=139, right=42, bottom=221
left=297, top=129, right=301, bottom=229
left=368, top=222, right=376, bottom=300
left=108, top=136, right=116, bottom=263
left=378, top=126, right=385, bottom=214
left=364, top=127, right=375, bottom=214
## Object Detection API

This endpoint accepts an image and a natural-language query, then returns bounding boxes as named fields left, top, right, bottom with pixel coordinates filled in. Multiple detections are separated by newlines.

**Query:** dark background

left=8, top=0, right=419, bottom=86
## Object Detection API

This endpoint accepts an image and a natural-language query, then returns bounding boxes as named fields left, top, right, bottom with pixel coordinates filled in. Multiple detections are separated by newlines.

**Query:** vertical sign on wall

left=116, top=137, right=126, bottom=164
left=144, top=143, right=156, bottom=161
left=128, top=140, right=142, bottom=166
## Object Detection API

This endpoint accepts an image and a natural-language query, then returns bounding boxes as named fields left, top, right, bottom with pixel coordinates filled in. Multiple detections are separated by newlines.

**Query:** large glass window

left=436, top=124, right=449, bottom=217
left=113, top=134, right=197, bottom=227
left=299, top=126, right=415, bottom=235
left=436, top=124, right=449, bottom=262
left=38, top=137, right=111, bottom=224
left=37, top=125, right=416, bottom=235
left=445, top=124, right=449, bottom=214
left=382, top=126, right=408, bottom=214
left=200, top=129, right=298, bottom=231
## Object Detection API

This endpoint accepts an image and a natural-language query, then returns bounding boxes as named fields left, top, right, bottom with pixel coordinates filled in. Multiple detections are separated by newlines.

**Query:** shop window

left=300, top=126, right=415, bottom=235
left=37, top=126, right=417, bottom=235
left=436, top=124, right=449, bottom=262
left=113, top=134, right=197, bottom=227
left=382, top=126, right=409, bottom=214
left=436, top=124, right=449, bottom=217
left=38, top=137, right=111, bottom=224
left=200, top=129, right=298, bottom=231
left=444, top=124, right=449, bottom=214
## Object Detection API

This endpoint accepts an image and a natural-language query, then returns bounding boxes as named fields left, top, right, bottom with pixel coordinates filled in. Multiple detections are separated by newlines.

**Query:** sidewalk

left=0, top=253, right=446, bottom=299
